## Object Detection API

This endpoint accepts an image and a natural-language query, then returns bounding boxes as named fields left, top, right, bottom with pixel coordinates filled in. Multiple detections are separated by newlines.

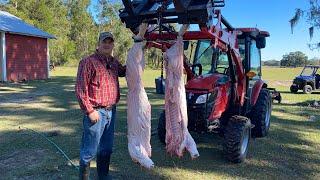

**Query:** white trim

left=4, top=31, right=55, bottom=39
left=47, top=39, right=50, bottom=78
left=0, top=31, right=6, bottom=82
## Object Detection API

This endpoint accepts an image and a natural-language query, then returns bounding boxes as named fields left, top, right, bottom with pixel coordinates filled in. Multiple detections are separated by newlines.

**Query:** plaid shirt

left=75, top=51, right=126, bottom=114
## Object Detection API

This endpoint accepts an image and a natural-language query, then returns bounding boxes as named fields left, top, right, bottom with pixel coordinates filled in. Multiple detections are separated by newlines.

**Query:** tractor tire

left=223, top=115, right=251, bottom=163
left=303, top=85, right=312, bottom=94
left=290, top=85, right=298, bottom=93
left=157, top=111, right=166, bottom=144
left=249, top=89, right=272, bottom=138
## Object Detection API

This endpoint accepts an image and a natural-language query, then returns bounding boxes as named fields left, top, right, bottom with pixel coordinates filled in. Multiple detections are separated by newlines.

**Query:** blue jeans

left=79, top=106, right=116, bottom=166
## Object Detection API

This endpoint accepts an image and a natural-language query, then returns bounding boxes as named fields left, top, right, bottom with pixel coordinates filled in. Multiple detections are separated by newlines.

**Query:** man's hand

left=88, top=110, right=100, bottom=124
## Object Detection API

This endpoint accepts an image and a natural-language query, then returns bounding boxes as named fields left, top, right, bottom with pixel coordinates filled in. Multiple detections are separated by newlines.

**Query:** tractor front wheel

left=249, top=89, right=272, bottom=138
left=223, top=115, right=251, bottom=163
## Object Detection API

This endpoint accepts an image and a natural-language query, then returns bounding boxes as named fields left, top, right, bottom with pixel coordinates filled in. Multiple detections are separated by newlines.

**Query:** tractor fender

left=250, top=80, right=267, bottom=106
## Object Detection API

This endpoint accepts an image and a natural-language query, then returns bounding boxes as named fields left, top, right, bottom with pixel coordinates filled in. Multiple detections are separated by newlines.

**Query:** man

left=75, top=32, right=126, bottom=180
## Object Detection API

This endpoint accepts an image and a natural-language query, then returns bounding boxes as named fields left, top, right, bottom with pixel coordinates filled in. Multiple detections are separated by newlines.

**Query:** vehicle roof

left=235, top=28, right=270, bottom=38
left=304, top=65, right=320, bottom=68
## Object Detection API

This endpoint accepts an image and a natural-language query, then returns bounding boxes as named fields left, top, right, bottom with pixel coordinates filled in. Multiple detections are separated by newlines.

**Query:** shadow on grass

left=0, top=76, right=320, bottom=179
left=277, top=100, right=320, bottom=107
left=279, top=90, right=320, bottom=95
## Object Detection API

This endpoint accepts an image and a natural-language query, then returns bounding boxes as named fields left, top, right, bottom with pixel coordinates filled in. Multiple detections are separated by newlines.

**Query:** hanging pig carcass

left=164, top=26, right=200, bottom=158
left=126, top=42, right=154, bottom=169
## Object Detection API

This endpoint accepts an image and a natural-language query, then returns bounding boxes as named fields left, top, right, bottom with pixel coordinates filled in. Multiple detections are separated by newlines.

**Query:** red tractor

left=119, top=0, right=280, bottom=163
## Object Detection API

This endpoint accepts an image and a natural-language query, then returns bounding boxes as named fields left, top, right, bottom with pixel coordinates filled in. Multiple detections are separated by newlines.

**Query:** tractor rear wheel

left=249, top=89, right=272, bottom=138
left=157, top=111, right=166, bottom=144
left=303, top=85, right=312, bottom=94
left=223, top=115, right=251, bottom=163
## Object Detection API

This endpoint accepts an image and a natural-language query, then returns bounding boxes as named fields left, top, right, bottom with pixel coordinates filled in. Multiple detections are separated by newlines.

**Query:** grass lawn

left=0, top=66, right=319, bottom=179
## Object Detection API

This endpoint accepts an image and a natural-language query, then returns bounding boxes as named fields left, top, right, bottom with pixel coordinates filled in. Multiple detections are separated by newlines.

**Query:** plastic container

left=155, top=77, right=165, bottom=94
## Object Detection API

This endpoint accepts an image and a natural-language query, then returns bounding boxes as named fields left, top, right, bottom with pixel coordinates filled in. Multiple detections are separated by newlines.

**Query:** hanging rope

left=157, top=2, right=165, bottom=94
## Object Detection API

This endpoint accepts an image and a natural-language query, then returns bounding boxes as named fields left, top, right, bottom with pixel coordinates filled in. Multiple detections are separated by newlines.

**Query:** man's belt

left=93, top=106, right=113, bottom=111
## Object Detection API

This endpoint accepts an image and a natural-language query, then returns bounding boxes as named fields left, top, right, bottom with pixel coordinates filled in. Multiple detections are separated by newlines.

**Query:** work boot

left=97, top=153, right=111, bottom=180
left=79, top=162, right=90, bottom=180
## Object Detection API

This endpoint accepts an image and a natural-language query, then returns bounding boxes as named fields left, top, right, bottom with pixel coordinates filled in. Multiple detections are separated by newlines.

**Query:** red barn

left=0, top=10, right=55, bottom=82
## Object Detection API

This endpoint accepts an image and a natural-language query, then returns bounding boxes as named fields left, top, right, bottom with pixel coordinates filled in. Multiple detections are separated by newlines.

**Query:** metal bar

left=133, top=0, right=151, bottom=15
left=120, top=4, right=209, bottom=27
left=221, top=15, right=234, bottom=30
left=213, top=0, right=225, bottom=7
left=147, top=18, right=179, bottom=24
left=121, top=0, right=134, bottom=15
left=173, top=0, right=191, bottom=12
left=186, top=88, right=212, bottom=93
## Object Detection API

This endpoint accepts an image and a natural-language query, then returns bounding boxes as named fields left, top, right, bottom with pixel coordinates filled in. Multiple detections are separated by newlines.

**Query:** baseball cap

left=99, top=32, right=114, bottom=42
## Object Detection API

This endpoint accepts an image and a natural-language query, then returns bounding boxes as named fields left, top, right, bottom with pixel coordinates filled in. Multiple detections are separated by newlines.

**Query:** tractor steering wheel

left=192, top=63, right=203, bottom=76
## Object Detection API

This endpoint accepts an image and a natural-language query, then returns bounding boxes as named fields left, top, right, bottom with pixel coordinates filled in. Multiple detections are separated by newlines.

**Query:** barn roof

left=0, top=10, right=55, bottom=39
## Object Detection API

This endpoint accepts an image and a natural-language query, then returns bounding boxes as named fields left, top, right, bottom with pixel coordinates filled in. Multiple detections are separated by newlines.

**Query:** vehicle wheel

left=290, top=85, right=298, bottom=93
left=223, top=115, right=251, bottom=163
left=157, top=111, right=166, bottom=144
left=275, top=93, right=282, bottom=103
left=49, top=64, right=55, bottom=71
left=303, top=85, right=312, bottom=94
left=249, top=89, right=272, bottom=138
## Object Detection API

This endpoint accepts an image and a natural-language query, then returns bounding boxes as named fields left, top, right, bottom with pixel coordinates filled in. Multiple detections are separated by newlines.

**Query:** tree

left=263, top=60, right=280, bottom=66
left=1, top=0, right=75, bottom=65
left=307, top=57, right=320, bottom=65
left=0, top=0, right=164, bottom=67
left=67, top=0, right=97, bottom=63
left=290, top=0, right=320, bottom=49
left=280, top=51, right=308, bottom=67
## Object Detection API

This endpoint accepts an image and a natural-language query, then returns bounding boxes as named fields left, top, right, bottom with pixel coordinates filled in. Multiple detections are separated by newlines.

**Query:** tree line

left=0, top=0, right=163, bottom=68
left=0, top=1, right=318, bottom=68
left=263, top=51, right=320, bottom=67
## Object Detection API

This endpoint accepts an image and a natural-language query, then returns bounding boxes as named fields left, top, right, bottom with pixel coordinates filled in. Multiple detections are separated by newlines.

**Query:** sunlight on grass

left=262, top=66, right=303, bottom=81
left=0, top=86, right=29, bottom=93
left=50, top=67, right=78, bottom=77
left=153, top=167, right=231, bottom=180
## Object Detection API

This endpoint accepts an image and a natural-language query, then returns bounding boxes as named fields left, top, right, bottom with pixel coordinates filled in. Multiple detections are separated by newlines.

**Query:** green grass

left=0, top=66, right=319, bottom=179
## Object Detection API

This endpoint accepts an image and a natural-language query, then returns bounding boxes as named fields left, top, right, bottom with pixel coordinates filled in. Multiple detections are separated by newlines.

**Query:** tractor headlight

left=195, top=93, right=211, bottom=104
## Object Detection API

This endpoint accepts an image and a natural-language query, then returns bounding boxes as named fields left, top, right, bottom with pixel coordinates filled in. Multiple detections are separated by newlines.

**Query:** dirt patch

left=0, top=149, right=47, bottom=171
left=271, top=80, right=292, bottom=87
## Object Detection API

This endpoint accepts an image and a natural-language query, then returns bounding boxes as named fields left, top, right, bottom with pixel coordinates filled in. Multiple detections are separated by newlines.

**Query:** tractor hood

left=185, top=73, right=229, bottom=92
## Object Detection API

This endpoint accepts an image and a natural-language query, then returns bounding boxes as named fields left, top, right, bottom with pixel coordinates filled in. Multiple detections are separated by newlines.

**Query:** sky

left=222, top=0, right=319, bottom=61
left=89, top=0, right=320, bottom=61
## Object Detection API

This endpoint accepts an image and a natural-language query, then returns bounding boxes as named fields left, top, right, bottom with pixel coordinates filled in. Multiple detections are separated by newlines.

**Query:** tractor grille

left=186, top=92, right=214, bottom=132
